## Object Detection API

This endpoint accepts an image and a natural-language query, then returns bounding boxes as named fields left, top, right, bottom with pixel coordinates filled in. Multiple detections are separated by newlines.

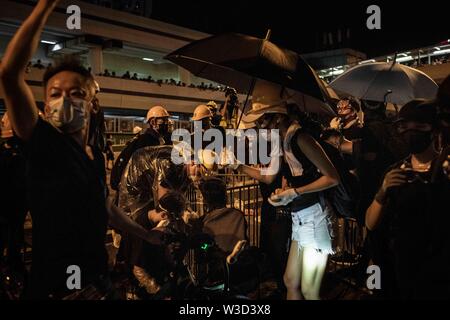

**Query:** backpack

left=328, top=167, right=360, bottom=218
left=320, top=142, right=361, bottom=219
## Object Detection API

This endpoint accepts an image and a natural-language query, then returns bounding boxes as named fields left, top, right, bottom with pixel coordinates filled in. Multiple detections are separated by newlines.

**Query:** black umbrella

left=165, top=32, right=335, bottom=117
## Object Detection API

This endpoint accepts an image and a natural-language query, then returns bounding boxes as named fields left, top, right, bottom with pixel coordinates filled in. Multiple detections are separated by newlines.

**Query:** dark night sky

left=150, top=0, right=449, bottom=58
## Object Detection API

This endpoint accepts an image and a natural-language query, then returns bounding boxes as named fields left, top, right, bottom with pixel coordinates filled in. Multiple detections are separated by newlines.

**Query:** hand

left=330, top=117, right=342, bottom=129
left=380, top=168, right=407, bottom=196
left=443, top=156, right=450, bottom=180
left=268, top=188, right=299, bottom=207
left=219, top=149, right=241, bottom=170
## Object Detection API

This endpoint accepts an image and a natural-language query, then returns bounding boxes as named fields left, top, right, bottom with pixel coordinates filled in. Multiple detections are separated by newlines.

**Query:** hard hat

left=1, top=113, right=13, bottom=139
left=146, top=106, right=170, bottom=122
left=192, top=104, right=213, bottom=121
left=206, top=100, right=218, bottom=110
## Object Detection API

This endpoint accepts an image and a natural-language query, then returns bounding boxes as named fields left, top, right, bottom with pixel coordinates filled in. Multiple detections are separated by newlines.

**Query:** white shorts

left=291, top=203, right=334, bottom=255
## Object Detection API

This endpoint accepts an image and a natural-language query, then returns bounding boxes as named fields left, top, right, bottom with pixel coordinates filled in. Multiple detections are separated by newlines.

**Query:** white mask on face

left=47, top=97, right=89, bottom=134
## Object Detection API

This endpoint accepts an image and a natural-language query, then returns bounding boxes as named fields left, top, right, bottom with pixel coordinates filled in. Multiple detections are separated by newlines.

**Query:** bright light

left=359, top=59, right=375, bottom=65
left=434, top=47, right=441, bottom=51
left=433, top=48, right=450, bottom=55
left=41, top=40, right=57, bottom=45
left=331, top=70, right=344, bottom=76
left=396, top=56, right=413, bottom=63
left=143, top=58, right=154, bottom=62
left=51, top=43, right=63, bottom=52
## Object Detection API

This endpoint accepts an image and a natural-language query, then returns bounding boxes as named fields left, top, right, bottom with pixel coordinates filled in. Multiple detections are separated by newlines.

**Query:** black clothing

left=376, top=156, right=450, bottom=299
left=25, top=119, right=108, bottom=298
left=0, top=137, right=28, bottom=271
left=282, top=128, right=321, bottom=211
left=110, top=128, right=169, bottom=190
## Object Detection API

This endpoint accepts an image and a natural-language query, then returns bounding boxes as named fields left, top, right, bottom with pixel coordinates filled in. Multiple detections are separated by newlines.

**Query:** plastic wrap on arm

left=118, top=145, right=192, bottom=219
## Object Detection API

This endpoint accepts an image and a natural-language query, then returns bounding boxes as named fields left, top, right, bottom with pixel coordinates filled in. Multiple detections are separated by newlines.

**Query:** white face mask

left=47, top=97, right=89, bottom=134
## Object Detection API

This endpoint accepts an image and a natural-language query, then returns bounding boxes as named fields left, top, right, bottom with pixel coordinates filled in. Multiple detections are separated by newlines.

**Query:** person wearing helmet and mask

left=110, top=105, right=172, bottom=191
left=191, top=103, right=226, bottom=157
left=206, top=100, right=228, bottom=128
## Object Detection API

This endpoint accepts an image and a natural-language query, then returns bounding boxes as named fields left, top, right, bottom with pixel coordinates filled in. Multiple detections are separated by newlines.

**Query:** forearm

left=133, top=266, right=160, bottom=294
left=107, top=202, right=150, bottom=242
left=340, top=140, right=353, bottom=155
left=1, top=1, right=58, bottom=77
left=239, top=165, right=276, bottom=184
left=365, top=190, right=386, bottom=230
left=0, top=1, right=59, bottom=140
left=295, top=175, right=339, bottom=195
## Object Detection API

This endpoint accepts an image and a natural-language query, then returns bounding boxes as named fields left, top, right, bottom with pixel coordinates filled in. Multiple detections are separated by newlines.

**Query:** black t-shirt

left=282, top=128, right=321, bottom=210
left=380, top=157, right=450, bottom=298
left=0, top=137, right=27, bottom=216
left=25, top=119, right=108, bottom=298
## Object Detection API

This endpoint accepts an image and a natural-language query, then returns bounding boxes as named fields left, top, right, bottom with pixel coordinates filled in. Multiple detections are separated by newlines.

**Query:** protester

left=365, top=99, right=450, bottom=299
left=132, top=191, right=190, bottom=299
left=227, top=80, right=340, bottom=300
left=0, top=0, right=155, bottom=298
left=110, top=105, right=172, bottom=191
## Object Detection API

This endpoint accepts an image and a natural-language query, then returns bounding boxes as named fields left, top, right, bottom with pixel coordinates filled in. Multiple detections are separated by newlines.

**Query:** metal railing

left=186, top=173, right=262, bottom=247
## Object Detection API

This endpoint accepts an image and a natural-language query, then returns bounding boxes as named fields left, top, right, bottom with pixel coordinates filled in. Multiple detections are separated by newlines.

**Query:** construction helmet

left=1, top=113, right=13, bottom=139
left=146, top=106, right=170, bottom=122
left=192, top=104, right=213, bottom=121
left=206, top=100, right=218, bottom=111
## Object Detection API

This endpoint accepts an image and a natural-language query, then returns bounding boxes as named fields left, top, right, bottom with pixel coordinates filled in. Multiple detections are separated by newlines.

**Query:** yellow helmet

left=192, top=104, right=213, bottom=121
left=146, top=106, right=170, bottom=122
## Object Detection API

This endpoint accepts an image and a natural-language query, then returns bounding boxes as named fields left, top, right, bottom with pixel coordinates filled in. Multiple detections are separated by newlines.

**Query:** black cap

left=396, top=99, right=437, bottom=125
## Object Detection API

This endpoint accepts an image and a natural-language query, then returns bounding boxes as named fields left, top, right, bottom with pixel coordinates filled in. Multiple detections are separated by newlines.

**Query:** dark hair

left=43, top=55, right=94, bottom=90
left=286, top=104, right=324, bottom=140
left=199, top=177, right=227, bottom=210
left=158, top=191, right=186, bottom=219
left=342, top=97, right=361, bottom=112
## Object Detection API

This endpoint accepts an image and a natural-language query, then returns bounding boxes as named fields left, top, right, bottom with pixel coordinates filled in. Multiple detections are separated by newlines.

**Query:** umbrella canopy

left=165, top=33, right=335, bottom=116
left=330, top=62, right=438, bottom=106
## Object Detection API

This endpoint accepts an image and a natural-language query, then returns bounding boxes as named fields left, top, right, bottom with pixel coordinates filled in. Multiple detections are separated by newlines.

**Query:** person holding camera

left=365, top=99, right=450, bottom=299
left=224, top=88, right=239, bottom=128
left=132, top=191, right=189, bottom=299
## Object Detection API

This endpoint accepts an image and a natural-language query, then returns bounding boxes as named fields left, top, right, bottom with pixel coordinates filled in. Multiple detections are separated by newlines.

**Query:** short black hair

left=342, top=97, right=361, bottom=112
left=158, top=191, right=186, bottom=219
left=43, top=55, right=94, bottom=89
left=199, top=177, right=227, bottom=209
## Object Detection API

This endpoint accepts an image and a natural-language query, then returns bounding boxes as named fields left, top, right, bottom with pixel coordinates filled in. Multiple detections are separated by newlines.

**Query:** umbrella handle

left=236, top=77, right=257, bottom=129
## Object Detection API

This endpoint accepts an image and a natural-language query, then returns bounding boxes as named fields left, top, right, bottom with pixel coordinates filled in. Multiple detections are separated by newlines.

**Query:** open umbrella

left=165, top=32, right=335, bottom=117
left=330, top=61, right=438, bottom=106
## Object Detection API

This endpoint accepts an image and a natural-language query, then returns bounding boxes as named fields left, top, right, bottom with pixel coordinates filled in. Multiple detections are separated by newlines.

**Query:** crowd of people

left=1, top=0, right=450, bottom=301
left=102, top=69, right=225, bottom=92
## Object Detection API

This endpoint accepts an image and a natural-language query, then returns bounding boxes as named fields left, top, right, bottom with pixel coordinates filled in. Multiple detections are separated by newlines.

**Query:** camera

left=225, top=87, right=238, bottom=106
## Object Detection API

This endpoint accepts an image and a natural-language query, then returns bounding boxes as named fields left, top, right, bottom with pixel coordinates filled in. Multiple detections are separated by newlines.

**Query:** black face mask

left=401, top=129, right=433, bottom=154
left=211, top=114, right=222, bottom=126
left=156, top=123, right=169, bottom=135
